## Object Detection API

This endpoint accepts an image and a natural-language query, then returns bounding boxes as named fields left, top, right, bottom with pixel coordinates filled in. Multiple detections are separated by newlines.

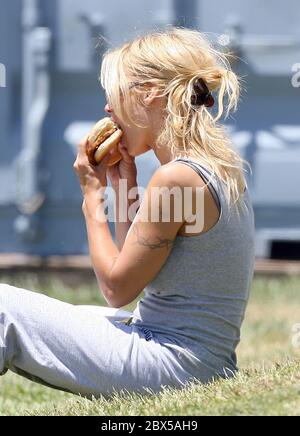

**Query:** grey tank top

left=129, top=157, right=256, bottom=383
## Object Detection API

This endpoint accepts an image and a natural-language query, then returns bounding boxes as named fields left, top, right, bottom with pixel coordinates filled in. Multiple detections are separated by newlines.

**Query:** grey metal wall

left=0, top=0, right=299, bottom=258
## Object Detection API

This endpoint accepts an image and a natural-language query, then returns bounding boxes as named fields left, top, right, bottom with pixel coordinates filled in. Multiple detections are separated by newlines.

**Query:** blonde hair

left=100, top=27, right=251, bottom=210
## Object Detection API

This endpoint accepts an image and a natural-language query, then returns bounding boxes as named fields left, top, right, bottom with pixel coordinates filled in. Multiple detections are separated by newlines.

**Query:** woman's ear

left=143, top=87, right=160, bottom=106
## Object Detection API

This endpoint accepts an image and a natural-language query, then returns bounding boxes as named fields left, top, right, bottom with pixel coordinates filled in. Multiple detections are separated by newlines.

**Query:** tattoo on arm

left=132, top=224, right=175, bottom=251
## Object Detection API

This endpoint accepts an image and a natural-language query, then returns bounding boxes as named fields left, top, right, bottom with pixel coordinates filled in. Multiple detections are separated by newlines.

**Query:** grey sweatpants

left=0, top=283, right=193, bottom=399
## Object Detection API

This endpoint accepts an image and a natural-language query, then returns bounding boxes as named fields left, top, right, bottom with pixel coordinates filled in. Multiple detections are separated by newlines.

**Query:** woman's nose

left=105, top=103, right=113, bottom=114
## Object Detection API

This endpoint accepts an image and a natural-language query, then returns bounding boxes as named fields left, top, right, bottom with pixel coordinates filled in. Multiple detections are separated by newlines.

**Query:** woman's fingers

left=78, top=134, right=89, bottom=154
left=74, top=134, right=90, bottom=170
left=118, top=143, right=134, bottom=162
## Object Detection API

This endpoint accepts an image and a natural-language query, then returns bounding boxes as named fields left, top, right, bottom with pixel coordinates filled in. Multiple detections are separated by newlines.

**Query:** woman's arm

left=83, top=165, right=188, bottom=308
left=106, top=145, right=140, bottom=251
left=81, top=181, right=139, bottom=304
left=82, top=192, right=120, bottom=304
left=74, top=136, right=204, bottom=308
left=113, top=181, right=140, bottom=251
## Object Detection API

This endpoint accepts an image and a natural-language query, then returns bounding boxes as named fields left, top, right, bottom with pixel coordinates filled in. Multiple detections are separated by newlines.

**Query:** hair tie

left=191, top=78, right=215, bottom=108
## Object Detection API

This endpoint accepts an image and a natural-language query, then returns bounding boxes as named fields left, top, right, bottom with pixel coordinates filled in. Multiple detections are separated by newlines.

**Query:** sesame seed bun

left=87, top=117, right=123, bottom=166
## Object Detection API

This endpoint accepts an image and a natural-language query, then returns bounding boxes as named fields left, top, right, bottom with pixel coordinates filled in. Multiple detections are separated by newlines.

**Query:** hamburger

left=86, top=117, right=123, bottom=167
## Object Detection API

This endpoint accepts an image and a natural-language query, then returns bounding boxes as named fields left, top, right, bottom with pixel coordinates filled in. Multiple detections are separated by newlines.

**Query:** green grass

left=0, top=274, right=299, bottom=416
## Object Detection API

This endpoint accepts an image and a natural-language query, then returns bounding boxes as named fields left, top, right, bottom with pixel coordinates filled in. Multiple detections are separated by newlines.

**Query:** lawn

left=0, top=274, right=299, bottom=416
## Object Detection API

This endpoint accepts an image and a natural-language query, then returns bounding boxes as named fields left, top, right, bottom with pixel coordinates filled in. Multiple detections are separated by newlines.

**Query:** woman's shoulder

left=157, top=159, right=208, bottom=190
left=155, top=159, right=221, bottom=237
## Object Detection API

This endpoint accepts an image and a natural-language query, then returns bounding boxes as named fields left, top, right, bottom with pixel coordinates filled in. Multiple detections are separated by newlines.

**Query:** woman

left=0, top=27, right=255, bottom=399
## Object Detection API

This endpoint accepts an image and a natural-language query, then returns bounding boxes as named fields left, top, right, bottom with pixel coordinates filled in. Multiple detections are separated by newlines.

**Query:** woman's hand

left=107, top=143, right=138, bottom=189
left=73, top=135, right=112, bottom=196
